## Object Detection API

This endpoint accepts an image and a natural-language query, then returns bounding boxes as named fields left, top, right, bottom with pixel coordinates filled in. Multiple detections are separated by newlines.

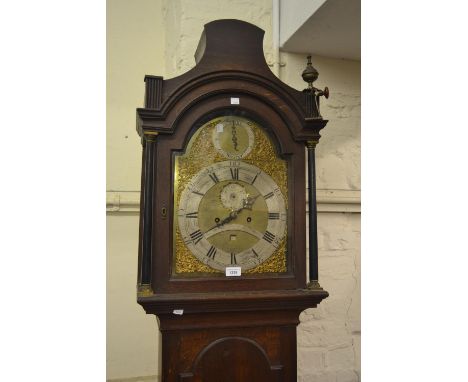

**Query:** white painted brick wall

left=282, top=51, right=361, bottom=381
left=299, top=212, right=361, bottom=381
left=162, top=0, right=274, bottom=79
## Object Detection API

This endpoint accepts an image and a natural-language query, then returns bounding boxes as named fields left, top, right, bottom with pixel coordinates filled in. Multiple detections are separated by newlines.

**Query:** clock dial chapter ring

left=177, top=160, right=287, bottom=271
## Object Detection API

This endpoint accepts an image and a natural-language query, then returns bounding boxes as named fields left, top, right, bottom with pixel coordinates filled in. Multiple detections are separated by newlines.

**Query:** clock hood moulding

left=136, top=19, right=327, bottom=144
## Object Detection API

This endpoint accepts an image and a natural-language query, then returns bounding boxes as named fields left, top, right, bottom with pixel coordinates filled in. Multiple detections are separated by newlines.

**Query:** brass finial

left=301, top=55, right=329, bottom=119
left=302, top=55, right=319, bottom=89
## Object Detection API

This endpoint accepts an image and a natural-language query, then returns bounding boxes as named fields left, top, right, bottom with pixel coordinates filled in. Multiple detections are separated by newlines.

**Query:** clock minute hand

left=204, top=208, right=241, bottom=234
left=220, top=210, right=239, bottom=226
left=204, top=195, right=259, bottom=235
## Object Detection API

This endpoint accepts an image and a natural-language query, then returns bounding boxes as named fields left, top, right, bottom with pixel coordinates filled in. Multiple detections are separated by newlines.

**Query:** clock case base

left=139, top=289, right=328, bottom=382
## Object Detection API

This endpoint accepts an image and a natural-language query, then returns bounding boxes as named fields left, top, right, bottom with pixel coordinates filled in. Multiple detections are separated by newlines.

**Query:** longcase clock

left=136, top=19, right=329, bottom=382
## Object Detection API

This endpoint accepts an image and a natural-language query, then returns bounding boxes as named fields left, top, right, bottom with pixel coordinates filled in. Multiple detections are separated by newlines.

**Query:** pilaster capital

left=143, top=131, right=159, bottom=142
left=137, top=284, right=154, bottom=297
left=306, top=139, right=319, bottom=149
left=306, top=280, right=323, bottom=290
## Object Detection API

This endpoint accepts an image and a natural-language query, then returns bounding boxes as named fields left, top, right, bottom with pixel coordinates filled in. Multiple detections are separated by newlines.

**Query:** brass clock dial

left=173, top=114, right=288, bottom=274
left=177, top=160, right=286, bottom=271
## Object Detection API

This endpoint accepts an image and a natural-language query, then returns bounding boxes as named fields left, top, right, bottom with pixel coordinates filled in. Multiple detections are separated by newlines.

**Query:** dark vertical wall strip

left=307, top=144, right=319, bottom=283
left=141, top=136, right=156, bottom=284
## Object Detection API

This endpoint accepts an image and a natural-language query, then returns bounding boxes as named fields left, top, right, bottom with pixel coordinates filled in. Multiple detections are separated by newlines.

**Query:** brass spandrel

left=243, top=123, right=288, bottom=201
left=174, top=225, right=220, bottom=274
left=244, top=237, right=287, bottom=274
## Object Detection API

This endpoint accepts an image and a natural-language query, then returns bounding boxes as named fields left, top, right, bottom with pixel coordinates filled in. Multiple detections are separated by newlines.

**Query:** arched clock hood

left=137, top=19, right=327, bottom=145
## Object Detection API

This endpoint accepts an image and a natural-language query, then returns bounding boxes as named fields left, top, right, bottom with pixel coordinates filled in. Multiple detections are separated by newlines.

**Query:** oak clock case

left=135, top=19, right=330, bottom=382
left=174, top=114, right=288, bottom=275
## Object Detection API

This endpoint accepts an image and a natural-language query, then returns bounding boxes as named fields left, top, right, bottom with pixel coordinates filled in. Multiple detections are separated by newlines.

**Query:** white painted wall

left=279, top=0, right=327, bottom=47
left=107, top=1, right=164, bottom=379
left=107, top=0, right=165, bottom=192
left=279, top=51, right=360, bottom=382
left=107, top=1, right=360, bottom=381
left=162, top=0, right=275, bottom=78
left=280, top=0, right=361, bottom=60
left=107, top=214, right=160, bottom=379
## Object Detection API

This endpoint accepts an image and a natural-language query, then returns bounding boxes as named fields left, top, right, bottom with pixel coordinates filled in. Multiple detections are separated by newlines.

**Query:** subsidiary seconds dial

left=177, top=161, right=286, bottom=271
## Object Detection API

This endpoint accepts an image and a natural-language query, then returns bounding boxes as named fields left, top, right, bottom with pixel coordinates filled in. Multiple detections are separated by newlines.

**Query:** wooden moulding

left=138, top=289, right=328, bottom=317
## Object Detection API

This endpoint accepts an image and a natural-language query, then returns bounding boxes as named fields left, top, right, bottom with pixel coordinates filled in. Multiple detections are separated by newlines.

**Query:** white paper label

left=216, top=123, right=224, bottom=132
left=230, top=97, right=240, bottom=105
left=225, top=267, right=242, bottom=277
left=173, top=309, right=184, bottom=315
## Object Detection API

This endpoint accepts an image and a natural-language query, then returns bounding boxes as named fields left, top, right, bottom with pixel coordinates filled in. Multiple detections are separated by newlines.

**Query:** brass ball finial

left=302, top=55, right=319, bottom=88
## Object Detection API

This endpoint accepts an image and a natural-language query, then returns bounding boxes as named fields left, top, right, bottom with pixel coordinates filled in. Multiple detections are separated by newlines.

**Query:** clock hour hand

left=219, top=209, right=240, bottom=226
left=204, top=209, right=240, bottom=234
left=204, top=195, right=260, bottom=234
left=243, top=194, right=260, bottom=209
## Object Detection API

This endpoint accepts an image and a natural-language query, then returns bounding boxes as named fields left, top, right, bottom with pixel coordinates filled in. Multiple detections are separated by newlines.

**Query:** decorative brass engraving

left=173, top=116, right=288, bottom=275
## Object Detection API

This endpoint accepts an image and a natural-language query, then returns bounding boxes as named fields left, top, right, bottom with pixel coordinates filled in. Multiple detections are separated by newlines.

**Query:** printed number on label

left=225, top=267, right=242, bottom=276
